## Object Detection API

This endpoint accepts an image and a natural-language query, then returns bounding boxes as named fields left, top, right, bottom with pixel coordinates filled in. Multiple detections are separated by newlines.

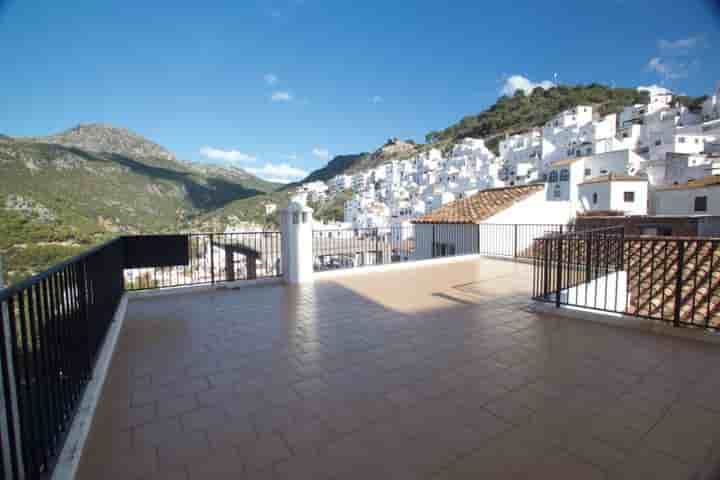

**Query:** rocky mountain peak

left=37, top=123, right=176, bottom=161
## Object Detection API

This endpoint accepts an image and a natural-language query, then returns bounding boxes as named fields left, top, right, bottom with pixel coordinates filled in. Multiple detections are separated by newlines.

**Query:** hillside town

left=295, top=84, right=720, bottom=232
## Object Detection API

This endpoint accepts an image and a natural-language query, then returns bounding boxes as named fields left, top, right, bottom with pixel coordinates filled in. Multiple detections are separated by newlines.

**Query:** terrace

left=76, top=258, right=720, bottom=479
left=2, top=208, right=720, bottom=480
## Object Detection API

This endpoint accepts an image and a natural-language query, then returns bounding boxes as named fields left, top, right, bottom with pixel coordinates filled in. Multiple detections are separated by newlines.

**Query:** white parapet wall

left=558, top=271, right=628, bottom=312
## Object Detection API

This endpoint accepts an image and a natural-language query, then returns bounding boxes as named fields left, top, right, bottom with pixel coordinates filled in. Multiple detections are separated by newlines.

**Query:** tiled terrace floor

left=77, top=258, right=720, bottom=479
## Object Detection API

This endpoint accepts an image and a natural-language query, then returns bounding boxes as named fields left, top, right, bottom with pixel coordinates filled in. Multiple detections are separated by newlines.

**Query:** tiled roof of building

left=579, top=173, right=648, bottom=185
left=412, top=184, right=544, bottom=224
left=656, top=175, right=720, bottom=191
left=548, top=156, right=588, bottom=167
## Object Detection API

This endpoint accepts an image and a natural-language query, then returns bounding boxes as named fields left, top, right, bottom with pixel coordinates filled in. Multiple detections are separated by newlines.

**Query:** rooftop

left=76, top=257, right=720, bottom=479
left=579, top=173, right=648, bottom=185
left=656, top=175, right=720, bottom=191
left=413, top=184, right=544, bottom=224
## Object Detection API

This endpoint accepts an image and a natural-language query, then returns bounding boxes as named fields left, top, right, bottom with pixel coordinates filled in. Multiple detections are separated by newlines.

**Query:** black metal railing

left=0, top=231, right=283, bottom=479
left=124, top=232, right=282, bottom=290
left=533, top=229, right=720, bottom=330
left=0, top=238, right=125, bottom=480
left=312, top=223, right=571, bottom=272
left=313, top=226, right=416, bottom=271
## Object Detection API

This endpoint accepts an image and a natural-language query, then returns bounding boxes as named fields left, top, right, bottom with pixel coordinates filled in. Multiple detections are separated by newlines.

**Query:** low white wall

left=559, top=271, right=628, bottom=312
left=485, top=191, right=574, bottom=255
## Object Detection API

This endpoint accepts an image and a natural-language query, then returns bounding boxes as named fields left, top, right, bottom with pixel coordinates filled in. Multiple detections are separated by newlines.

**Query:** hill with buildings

left=427, top=84, right=653, bottom=151
left=293, top=84, right=658, bottom=186
left=0, top=125, right=280, bottom=284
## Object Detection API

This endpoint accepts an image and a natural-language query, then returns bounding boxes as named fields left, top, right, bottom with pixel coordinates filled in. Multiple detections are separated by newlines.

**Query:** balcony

left=3, top=227, right=720, bottom=479
left=71, top=257, right=720, bottom=479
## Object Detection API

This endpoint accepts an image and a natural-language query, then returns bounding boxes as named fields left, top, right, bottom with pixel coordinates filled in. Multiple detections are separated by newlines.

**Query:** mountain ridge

left=0, top=124, right=281, bottom=284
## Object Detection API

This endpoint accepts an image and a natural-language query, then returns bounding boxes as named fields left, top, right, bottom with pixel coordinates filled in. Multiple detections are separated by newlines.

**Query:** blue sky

left=1, top=0, right=719, bottom=182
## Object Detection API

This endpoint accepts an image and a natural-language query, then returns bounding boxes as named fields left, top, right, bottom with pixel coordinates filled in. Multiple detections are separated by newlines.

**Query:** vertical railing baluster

left=674, top=240, right=685, bottom=327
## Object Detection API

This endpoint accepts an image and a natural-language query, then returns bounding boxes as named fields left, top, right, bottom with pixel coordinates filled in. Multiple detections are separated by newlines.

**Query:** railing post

left=543, top=238, right=551, bottom=298
left=555, top=235, right=563, bottom=308
left=586, top=232, right=593, bottom=284
left=673, top=240, right=685, bottom=327
left=209, top=234, right=215, bottom=284
left=375, top=229, right=380, bottom=265
left=513, top=224, right=518, bottom=258
left=0, top=256, right=24, bottom=479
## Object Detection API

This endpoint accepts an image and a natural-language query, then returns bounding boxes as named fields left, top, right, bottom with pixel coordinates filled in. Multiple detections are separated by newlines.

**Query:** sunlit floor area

left=77, top=257, right=720, bottom=479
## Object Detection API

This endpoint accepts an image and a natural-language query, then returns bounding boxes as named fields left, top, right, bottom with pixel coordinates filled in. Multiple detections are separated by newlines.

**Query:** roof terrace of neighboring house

left=2, top=199, right=720, bottom=480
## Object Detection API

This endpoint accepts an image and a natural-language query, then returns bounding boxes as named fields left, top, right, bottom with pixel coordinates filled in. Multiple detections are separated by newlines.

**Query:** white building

left=544, top=149, right=645, bottom=217
left=297, top=181, right=329, bottom=202
left=330, top=174, right=352, bottom=193
left=702, top=83, right=720, bottom=122
left=577, top=174, right=648, bottom=215
left=654, top=176, right=720, bottom=216
left=411, top=184, right=574, bottom=260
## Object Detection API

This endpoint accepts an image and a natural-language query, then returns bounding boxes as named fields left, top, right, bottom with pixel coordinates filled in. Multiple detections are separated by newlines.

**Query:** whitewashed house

left=411, top=184, right=574, bottom=260
left=577, top=174, right=649, bottom=215
left=654, top=176, right=720, bottom=216
left=702, top=83, right=720, bottom=122
left=330, top=174, right=352, bottom=193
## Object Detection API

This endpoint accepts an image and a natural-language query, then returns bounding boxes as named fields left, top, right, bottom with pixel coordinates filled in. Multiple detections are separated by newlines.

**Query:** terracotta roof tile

left=549, top=156, right=587, bottom=167
left=412, top=184, right=544, bottom=224
left=656, top=175, right=720, bottom=191
left=579, top=173, right=648, bottom=185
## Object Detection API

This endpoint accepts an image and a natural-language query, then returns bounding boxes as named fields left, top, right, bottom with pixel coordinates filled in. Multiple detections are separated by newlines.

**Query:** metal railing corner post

left=513, top=224, right=518, bottom=258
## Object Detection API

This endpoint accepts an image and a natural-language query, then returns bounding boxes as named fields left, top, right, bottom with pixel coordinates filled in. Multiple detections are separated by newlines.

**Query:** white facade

left=305, top=82, right=720, bottom=233
left=330, top=174, right=352, bottom=193
left=702, top=83, right=720, bottom=122
left=578, top=178, right=648, bottom=215
left=654, top=183, right=720, bottom=216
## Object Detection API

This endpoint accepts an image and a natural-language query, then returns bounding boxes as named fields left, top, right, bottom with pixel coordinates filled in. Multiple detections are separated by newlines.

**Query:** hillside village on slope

left=293, top=84, right=720, bottom=233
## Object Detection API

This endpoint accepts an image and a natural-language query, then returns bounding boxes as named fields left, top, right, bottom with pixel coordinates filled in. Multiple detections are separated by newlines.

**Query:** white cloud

left=264, top=73, right=278, bottom=86
left=312, top=147, right=330, bottom=160
left=199, top=146, right=256, bottom=163
left=645, top=57, right=688, bottom=80
left=371, top=95, right=383, bottom=104
left=271, top=91, right=293, bottom=102
left=658, top=36, right=702, bottom=53
left=501, top=75, right=555, bottom=96
left=246, top=163, right=308, bottom=183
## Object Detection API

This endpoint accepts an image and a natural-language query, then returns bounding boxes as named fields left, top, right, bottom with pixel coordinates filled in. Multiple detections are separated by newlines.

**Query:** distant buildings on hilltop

left=297, top=82, right=720, bottom=229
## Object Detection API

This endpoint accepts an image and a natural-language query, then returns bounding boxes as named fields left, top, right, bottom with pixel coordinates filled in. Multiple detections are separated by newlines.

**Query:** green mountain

left=0, top=124, right=280, bottom=285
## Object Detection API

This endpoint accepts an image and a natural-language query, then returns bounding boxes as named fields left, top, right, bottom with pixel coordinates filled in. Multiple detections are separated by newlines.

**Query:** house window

left=592, top=192, right=598, bottom=204
left=559, top=169, right=570, bottom=181
left=678, top=137, right=685, bottom=143
left=624, top=191, right=635, bottom=203
left=600, top=169, right=608, bottom=175
left=548, top=171, right=558, bottom=183
left=655, top=140, right=662, bottom=146
left=695, top=196, right=708, bottom=212
left=584, top=168, right=592, bottom=176
left=553, top=185, right=561, bottom=198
